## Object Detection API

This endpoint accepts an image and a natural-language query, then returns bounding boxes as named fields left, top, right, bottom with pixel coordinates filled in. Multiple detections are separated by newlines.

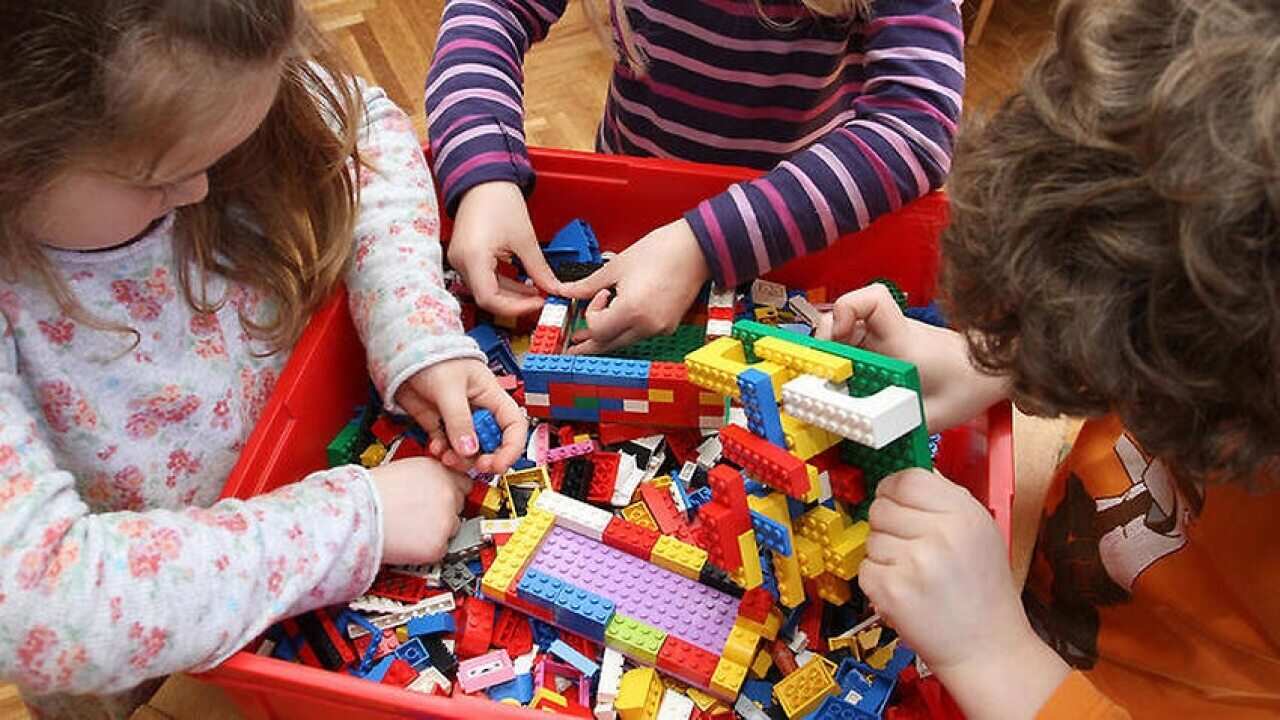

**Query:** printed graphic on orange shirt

left=1023, top=433, right=1192, bottom=669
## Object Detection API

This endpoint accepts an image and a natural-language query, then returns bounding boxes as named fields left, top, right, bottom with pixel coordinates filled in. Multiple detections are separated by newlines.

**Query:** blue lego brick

left=472, top=408, right=503, bottom=454
left=512, top=457, right=535, bottom=471
left=750, top=510, right=793, bottom=556
left=597, top=397, right=624, bottom=411
left=354, top=654, right=395, bottom=682
left=779, top=323, right=814, bottom=336
left=869, top=644, right=915, bottom=680
left=543, top=219, right=602, bottom=266
left=522, top=354, right=575, bottom=393
left=468, top=324, right=519, bottom=376
left=741, top=679, right=775, bottom=709
left=395, top=637, right=431, bottom=671
left=466, top=558, right=484, bottom=576
left=812, top=695, right=876, bottom=720
left=552, top=583, right=615, bottom=641
left=744, top=479, right=771, bottom=496
left=406, top=612, right=456, bottom=638
left=687, top=486, right=712, bottom=510
left=787, top=497, right=808, bottom=519
left=738, top=368, right=786, bottom=448
left=548, top=639, right=601, bottom=678
left=546, top=295, right=571, bottom=307
left=547, top=406, right=601, bottom=423
left=904, top=301, right=946, bottom=328
left=759, top=548, right=779, bottom=601
left=671, top=474, right=694, bottom=516
left=531, top=618, right=559, bottom=650
left=572, top=356, right=651, bottom=389
left=267, top=625, right=302, bottom=662
left=516, top=568, right=567, bottom=612
left=836, top=660, right=895, bottom=716
left=487, top=673, right=535, bottom=704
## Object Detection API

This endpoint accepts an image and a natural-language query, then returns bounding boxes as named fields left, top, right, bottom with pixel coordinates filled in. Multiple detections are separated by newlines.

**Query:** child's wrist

left=932, top=625, right=1070, bottom=720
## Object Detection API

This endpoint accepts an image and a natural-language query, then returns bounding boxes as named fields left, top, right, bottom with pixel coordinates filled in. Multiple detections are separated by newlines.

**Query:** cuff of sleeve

left=380, top=336, right=487, bottom=415
left=684, top=200, right=738, bottom=289
left=437, top=117, right=537, bottom=217
left=1037, top=671, right=1128, bottom=720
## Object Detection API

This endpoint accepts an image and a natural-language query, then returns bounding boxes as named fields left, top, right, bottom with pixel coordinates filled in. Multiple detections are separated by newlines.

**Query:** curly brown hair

left=0, top=1, right=362, bottom=351
left=941, top=0, right=1280, bottom=490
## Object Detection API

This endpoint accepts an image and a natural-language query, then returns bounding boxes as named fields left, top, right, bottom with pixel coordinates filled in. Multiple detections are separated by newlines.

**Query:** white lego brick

left=786, top=295, right=822, bottom=327
left=612, top=466, right=644, bottom=507
left=630, top=435, right=665, bottom=453
left=622, top=399, right=650, bottom=413
left=751, top=279, right=788, bottom=308
left=699, top=414, right=727, bottom=430
left=708, top=283, right=737, bottom=309
left=538, top=302, right=569, bottom=329
left=555, top=675, right=574, bottom=693
left=513, top=649, right=539, bottom=675
left=726, top=407, right=749, bottom=429
left=705, top=319, right=733, bottom=338
left=817, top=470, right=833, bottom=504
left=781, top=374, right=922, bottom=449
left=695, top=435, right=723, bottom=468
left=656, top=689, right=695, bottom=720
left=532, top=489, right=614, bottom=539
left=347, top=595, right=457, bottom=636
left=524, top=392, right=551, bottom=407
left=669, top=478, right=688, bottom=514
left=787, top=629, right=809, bottom=653
left=480, top=518, right=520, bottom=538
left=594, top=702, right=618, bottom=720
left=640, top=448, right=666, bottom=483
left=735, top=695, right=772, bottom=720
left=597, top=648, right=625, bottom=704
left=795, top=650, right=819, bottom=667
left=406, top=666, right=452, bottom=695
left=256, top=638, right=277, bottom=656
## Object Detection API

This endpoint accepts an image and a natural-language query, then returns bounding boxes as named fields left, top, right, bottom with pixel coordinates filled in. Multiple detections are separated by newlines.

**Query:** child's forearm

left=933, top=626, right=1072, bottom=720
left=919, top=321, right=1011, bottom=432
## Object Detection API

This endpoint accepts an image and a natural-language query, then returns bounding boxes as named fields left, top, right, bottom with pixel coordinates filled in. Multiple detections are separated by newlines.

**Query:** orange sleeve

left=1036, top=672, right=1131, bottom=720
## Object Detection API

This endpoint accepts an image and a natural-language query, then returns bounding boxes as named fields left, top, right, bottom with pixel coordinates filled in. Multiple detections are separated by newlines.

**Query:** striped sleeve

left=684, top=0, right=964, bottom=288
left=424, top=0, right=568, bottom=216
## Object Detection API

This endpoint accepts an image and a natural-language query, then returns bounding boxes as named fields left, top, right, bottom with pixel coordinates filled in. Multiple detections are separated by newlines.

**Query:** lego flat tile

left=526, top=526, right=740, bottom=655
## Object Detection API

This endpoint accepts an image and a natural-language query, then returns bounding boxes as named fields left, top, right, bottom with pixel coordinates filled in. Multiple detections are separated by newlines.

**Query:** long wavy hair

left=942, top=0, right=1280, bottom=492
left=0, top=0, right=362, bottom=351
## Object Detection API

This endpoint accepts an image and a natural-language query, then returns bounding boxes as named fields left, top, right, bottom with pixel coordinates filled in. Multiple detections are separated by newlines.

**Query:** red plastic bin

left=198, top=147, right=1013, bottom=720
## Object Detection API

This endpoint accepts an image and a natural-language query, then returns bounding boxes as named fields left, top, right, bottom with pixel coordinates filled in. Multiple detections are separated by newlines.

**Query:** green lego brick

left=604, top=613, right=667, bottom=664
left=326, top=420, right=363, bottom=468
left=869, top=278, right=908, bottom=311
left=573, top=396, right=601, bottom=410
left=609, top=324, right=707, bottom=363
left=841, top=428, right=932, bottom=483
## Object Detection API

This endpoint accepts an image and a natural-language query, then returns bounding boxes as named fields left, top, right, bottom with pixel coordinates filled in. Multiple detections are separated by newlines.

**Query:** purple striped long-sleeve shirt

left=426, top=0, right=964, bottom=288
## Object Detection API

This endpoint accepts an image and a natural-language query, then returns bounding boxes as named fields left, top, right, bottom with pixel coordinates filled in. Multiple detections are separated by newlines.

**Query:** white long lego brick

left=525, top=392, right=551, bottom=407
left=656, top=689, right=695, bottom=720
left=594, top=703, right=618, bottom=720
left=705, top=319, right=733, bottom=338
left=611, top=456, right=644, bottom=507
left=347, top=594, right=457, bottom=635
left=597, top=648, right=625, bottom=704
left=532, top=489, right=614, bottom=539
left=781, top=374, right=922, bottom=449
left=622, top=399, right=649, bottom=413
left=480, top=518, right=521, bottom=538
left=735, top=695, right=772, bottom=720
left=513, top=649, right=539, bottom=675
left=537, top=302, right=569, bottom=329
left=708, top=283, right=737, bottom=309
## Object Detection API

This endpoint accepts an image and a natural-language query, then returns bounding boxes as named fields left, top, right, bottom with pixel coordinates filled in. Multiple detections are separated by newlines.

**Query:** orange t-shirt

left=1025, top=416, right=1280, bottom=718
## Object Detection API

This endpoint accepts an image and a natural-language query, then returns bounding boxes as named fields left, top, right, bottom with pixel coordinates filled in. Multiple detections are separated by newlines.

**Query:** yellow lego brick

left=623, top=502, right=659, bottom=531
left=686, top=688, right=717, bottom=711
left=736, top=531, right=763, bottom=589
left=827, top=634, right=855, bottom=653
left=780, top=415, right=841, bottom=462
left=686, top=337, right=748, bottom=398
left=504, top=466, right=550, bottom=488
left=814, top=572, right=852, bottom=605
left=797, top=506, right=848, bottom=546
left=649, top=388, right=675, bottom=403
left=708, top=657, right=749, bottom=701
left=533, top=687, right=569, bottom=710
left=395, top=626, right=408, bottom=644
left=754, top=336, right=853, bottom=382
left=481, top=485, right=503, bottom=518
left=825, top=520, right=869, bottom=580
left=750, top=648, right=774, bottom=679
left=748, top=494, right=805, bottom=608
left=857, top=626, right=883, bottom=657
left=652, top=474, right=672, bottom=489
left=509, top=334, right=530, bottom=356
left=754, top=306, right=779, bottom=323
left=751, top=361, right=796, bottom=397
left=866, top=641, right=898, bottom=672
left=793, top=535, right=825, bottom=579
left=651, top=535, right=708, bottom=580
left=736, top=608, right=783, bottom=641
left=359, top=442, right=387, bottom=468
left=722, top=621, right=762, bottom=666
left=574, top=433, right=592, bottom=445
left=698, top=392, right=724, bottom=405
left=480, top=509, right=554, bottom=600
left=772, top=655, right=838, bottom=718
left=616, top=667, right=663, bottom=720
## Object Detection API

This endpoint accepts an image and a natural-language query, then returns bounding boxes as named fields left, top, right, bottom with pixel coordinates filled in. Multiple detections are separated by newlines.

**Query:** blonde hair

left=0, top=1, right=362, bottom=352
left=591, top=0, right=876, bottom=74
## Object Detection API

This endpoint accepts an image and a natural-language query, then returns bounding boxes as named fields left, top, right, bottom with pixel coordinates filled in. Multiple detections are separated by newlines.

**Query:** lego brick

left=522, top=353, right=576, bottom=392
left=611, top=325, right=708, bottom=363
left=638, top=481, right=687, bottom=535
left=553, top=583, right=617, bottom=641
left=368, top=571, right=432, bottom=604
left=750, top=649, right=773, bottom=679
left=454, top=596, right=497, bottom=658
left=296, top=610, right=355, bottom=671
left=751, top=279, right=789, bottom=309
left=656, top=688, right=696, bottom=720
left=737, top=587, right=774, bottom=624
left=603, top=517, right=662, bottom=559
left=598, top=648, right=627, bottom=704
left=722, top=621, right=763, bottom=667
left=574, top=356, right=652, bottom=389
left=516, top=567, right=568, bottom=612
left=685, top=337, right=749, bottom=398
left=779, top=415, right=842, bottom=464
left=782, top=375, right=921, bottom=450
left=548, top=439, right=597, bottom=464
left=786, top=295, right=822, bottom=327
left=406, top=612, right=456, bottom=638
left=697, top=562, right=744, bottom=598
left=754, top=337, right=852, bottom=383
left=648, top=388, right=675, bottom=403
left=622, top=501, right=659, bottom=531
left=747, top=509, right=792, bottom=557
left=734, top=695, right=773, bottom=720
left=533, top=489, right=614, bottom=539
left=359, top=441, right=387, bottom=468
left=649, top=535, right=708, bottom=580
left=737, top=368, right=787, bottom=448
left=773, top=655, right=839, bottom=718
left=616, top=667, right=664, bottom=720
left=446, top=516, right=485, bottom=561
left=719, top=425, right=810, bottom=498
left=813, top=573, right=853, bottom=606
left=604, top=614, right=667, bottom=664
left=549, top=638, right=601, bottom=679
left=736, top=531, right=764, bottom=590
left=527, top=526, right=738, bottom=655
left=471, top=408, right=504, bottom=454
left=655, top=635, right=719, bottom=688
left=793, top=536, right=825, bottom=579
left=708, top=657, right=749, bottom=701
left=824, top=521, right=869, bottom=580
left=457, top=649, right=515, bottom=694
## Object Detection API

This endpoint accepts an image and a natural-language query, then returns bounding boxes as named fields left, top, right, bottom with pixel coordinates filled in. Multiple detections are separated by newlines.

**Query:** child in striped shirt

left=426, top=0, right=963, bottom=351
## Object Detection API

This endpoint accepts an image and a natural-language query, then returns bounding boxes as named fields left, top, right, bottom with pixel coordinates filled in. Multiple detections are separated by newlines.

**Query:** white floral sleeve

left=345, top=85, right=485, bottom=412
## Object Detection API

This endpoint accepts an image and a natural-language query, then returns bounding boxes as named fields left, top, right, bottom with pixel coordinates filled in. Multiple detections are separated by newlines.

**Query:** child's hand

left=448, top=181, right=563, bottom=316
left=816, top=285, right=1008, bottom=432
left=394, top=358, right=527, bottom=474
left=561, top=218, right=710, bottom=355
left=860, top=469, right=1069, bottom=717
left=369, top=457, right=470, bottom=564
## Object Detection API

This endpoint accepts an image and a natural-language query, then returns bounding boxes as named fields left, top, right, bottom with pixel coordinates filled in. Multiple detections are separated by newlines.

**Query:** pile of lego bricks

left=255, top=223, right=961, bottom=720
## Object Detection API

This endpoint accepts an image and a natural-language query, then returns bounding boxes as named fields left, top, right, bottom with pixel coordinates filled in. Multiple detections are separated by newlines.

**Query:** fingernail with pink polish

left=459, top=435, right=478, bottom=455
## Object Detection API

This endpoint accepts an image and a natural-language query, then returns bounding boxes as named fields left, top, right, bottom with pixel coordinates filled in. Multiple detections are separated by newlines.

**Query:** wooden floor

left=0, top=1, right=1058, bottom=717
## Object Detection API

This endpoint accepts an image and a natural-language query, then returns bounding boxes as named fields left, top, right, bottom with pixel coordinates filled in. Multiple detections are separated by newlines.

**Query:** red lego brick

left=656, top=635, right=718, bottom=688
left=530, top=325, right=563, bottom=355
left=829, top=464, right=866, bottom=505
left=354, top=628, right=400, bottom=661
left=798, top=593, right=827, bottom=654
left=369, top=571, right=431, bottom=604
left=737, top=587, right=774, bottom=624
left=707, top=465, right=750, bottom=531
left=493, top=609, right=534, bottom=657
left=720, top=424, right=809, bottom=497
left=599, top=422, right=667, bottom=445
left=558, top=426, right=578, bottom=447
left=560, top=631, right=599, bottom=661
left=649, top=361, right=688, bottom=385
left=638, top=482, right=687, bottom=535
left=464, top=477, right=493, bottom=517
left=454, top=596, right=496, bottom=659
left=587, top=451, right=620, bottom=504
left=550, top=383, right=586, bottom=408
left=480, top=545, right=496, bottom=572
left=549, top=461, right=565, bottom=492
left=395, top=434, right=427, bottom=459
left=504, top=589, right=555, bottom=623
left=381, top=657, right=419, bottom=687
left=593, top=385, right=649, bottom=401
left=664, top=430, right=702, bottom=465
left=371, top=415, right=407, bottom=446
left=602, top=517, right=661, bottom=559
left=698, top=502, right=743, bottom=571
left=770, top=639, right=798, bottom=675
left=527, top=403, right=550, bottom=419
left=707, top=306, right=736, bottom=322
left=674, top=520, right=711, bottom=551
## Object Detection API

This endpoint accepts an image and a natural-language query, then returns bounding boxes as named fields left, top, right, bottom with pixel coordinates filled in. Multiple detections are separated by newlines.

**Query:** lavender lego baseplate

left=526, top=526, right=739, bottom=654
